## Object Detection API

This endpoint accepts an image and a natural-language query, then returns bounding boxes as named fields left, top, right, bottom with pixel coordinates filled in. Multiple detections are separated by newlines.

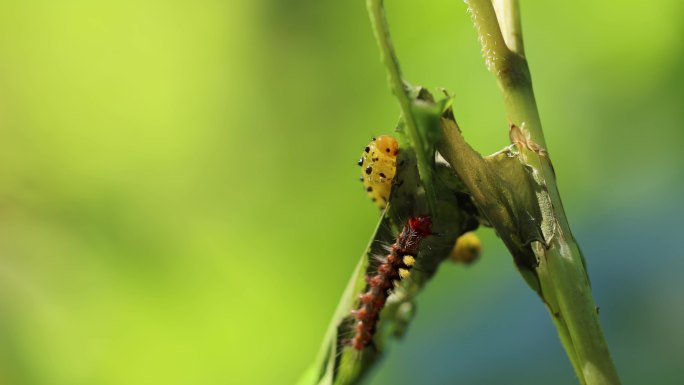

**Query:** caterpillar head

left=408, top=215, right=432, bottom=237
left=374, top=135, right=399, bottom=157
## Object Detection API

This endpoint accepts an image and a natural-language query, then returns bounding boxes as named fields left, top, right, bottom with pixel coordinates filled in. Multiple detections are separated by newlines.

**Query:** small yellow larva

left=357, top=135, right=399, bottom=209
left=449, top=231, right=482, bottom=265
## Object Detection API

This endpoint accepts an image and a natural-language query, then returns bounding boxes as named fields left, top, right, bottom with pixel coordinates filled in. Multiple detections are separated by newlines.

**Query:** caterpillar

left=357, top=135, right=399, bottom=209
left=349, top=215, right=432, bottom=350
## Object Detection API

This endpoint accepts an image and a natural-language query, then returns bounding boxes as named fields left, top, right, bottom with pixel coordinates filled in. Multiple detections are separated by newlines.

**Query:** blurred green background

left=0, top=1, right=683, bottom=384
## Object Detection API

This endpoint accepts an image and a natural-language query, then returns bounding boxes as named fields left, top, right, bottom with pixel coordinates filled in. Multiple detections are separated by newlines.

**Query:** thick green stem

left=367, top=0, right=437, bottom=215
left=464, top=1, right=621, bottom=384
left=492, top=0, right=524, bottom=56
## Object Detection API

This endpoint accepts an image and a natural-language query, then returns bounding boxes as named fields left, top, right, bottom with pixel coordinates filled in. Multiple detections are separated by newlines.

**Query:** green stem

left=464, top=1, right=621, bottom=384
left=367, top=0, right=437, bottom=215
left=492, top=0, right=524, bottom=56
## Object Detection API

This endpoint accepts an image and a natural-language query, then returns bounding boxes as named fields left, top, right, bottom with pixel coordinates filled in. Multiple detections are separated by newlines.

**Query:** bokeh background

left=0, top=1, right=683, bottom=384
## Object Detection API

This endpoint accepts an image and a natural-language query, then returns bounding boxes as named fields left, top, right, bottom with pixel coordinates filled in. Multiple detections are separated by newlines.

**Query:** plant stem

left=464, top=1, right=621, bottom=384
left=492, top=0, right=524, bottom=56
left=367, top=0, right=437, bottom=215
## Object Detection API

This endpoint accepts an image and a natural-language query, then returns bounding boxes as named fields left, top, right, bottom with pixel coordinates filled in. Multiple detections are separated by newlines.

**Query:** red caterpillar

left=350, top=215, right=433, bottom=350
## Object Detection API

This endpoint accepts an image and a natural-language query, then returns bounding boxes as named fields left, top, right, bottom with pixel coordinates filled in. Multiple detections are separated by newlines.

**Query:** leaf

left=304, top=92, right=481, bottom=385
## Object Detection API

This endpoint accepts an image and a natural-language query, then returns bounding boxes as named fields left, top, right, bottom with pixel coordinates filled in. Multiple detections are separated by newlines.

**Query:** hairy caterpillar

left=357, top=135, right=399, bottom=209
left=349, top=215, right=432, bottom=350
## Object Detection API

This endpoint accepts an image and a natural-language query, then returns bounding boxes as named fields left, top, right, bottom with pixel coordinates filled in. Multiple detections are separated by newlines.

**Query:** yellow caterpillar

left=357, top=135, right=399, bottom=209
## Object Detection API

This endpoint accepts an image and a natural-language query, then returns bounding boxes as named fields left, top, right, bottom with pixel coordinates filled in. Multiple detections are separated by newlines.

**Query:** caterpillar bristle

left=371, top=253, right=387, bottom=264
left=381, top=244, right=394, bottom=253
